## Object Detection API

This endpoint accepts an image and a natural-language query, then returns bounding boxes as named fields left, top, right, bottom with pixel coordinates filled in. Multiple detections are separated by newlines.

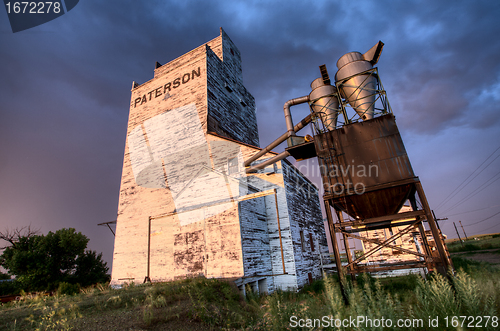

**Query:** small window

left=258, top=278, right=267, bottom=294
left=300, top=230, right=306, bottom=251
left=309, top=233, right=315, bottom=252
left=228, top=157, right=239, bottom=175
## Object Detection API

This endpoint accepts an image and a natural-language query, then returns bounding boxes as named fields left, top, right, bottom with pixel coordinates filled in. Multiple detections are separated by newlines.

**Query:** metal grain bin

left=315, top=113, right=415, bottom=219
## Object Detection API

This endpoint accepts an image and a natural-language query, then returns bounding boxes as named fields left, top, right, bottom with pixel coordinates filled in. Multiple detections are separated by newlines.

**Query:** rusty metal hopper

left=315, top=114, right=415, bottom=219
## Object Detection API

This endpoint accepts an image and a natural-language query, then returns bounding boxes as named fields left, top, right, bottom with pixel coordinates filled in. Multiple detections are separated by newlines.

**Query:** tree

left=0, top=227, right=109, bottom=291
left=0, top=225, right=40, bottom=249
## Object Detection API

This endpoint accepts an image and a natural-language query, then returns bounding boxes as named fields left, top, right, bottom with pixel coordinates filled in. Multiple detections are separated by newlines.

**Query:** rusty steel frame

left=343, top=218, right=421, bottom=269
left=335, top=209, right=426, bottom=228
left=342, top=230, right=428, bottom=259
left=324, top=178, right=453, bottom=282
left=353, top=262, right=427, bottom=273
left=315, top=113, right=453, bottom=304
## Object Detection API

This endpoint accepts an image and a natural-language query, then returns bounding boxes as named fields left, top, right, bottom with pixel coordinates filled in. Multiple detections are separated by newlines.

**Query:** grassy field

left=445, top=233, right=500, bottom=244
left=1, top=257, right=499, bottom=330
left=446, top=234, right=500, bottom=253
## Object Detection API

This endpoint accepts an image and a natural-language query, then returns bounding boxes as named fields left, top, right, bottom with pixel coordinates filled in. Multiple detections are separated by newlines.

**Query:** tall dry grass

left=1, top=257, right=498, bottom=330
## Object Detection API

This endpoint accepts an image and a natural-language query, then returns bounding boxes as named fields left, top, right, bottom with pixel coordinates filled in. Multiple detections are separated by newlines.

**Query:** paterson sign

left=133, top=67, right=201, bottom=108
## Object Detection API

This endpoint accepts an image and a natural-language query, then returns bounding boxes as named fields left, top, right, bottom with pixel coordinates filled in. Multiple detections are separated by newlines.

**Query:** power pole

left=453, top=222, right=464, bottom=246
left=432, top=210, right=448, bottom=229
left=459, top=221, right=468, bottom=240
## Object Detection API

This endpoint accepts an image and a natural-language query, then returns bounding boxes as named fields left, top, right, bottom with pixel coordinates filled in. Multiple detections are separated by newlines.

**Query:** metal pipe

left=284, top=95, right=310, bottom=137
left=145, top=217, right=151, bottom=283
left=244, top=114, right=312, bottom=167
left=149, top=189, right=276, bottom=220
left=240, top=273, right=290, bottom=279
left=245, top=151, right=290, bottom=174
left=274, top=189, right=286, bottom=274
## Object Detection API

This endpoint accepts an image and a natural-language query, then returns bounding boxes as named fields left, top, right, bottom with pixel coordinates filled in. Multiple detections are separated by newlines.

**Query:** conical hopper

left=309, top=78, right=339, bottom=131
left=334, top=42, right=384, bottom=121
left=335, top=52, right=377, bottom=120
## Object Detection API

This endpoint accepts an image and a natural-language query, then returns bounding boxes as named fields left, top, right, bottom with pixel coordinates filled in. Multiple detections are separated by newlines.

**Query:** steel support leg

left=415, top=182, right=451, bottom=276
left=324, top=199, right=349, bottom=305
left=336, top=208, right=355, bottom=281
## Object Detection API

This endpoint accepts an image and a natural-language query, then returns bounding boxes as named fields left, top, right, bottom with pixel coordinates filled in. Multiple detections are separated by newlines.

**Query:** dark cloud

left=1, top=0, right=499, bottom=267
left=367, top=0, right=500, bottom=133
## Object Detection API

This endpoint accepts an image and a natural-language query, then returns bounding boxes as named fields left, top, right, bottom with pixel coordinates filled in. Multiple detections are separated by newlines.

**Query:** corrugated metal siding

left=282, top=160, right=327, bottom=289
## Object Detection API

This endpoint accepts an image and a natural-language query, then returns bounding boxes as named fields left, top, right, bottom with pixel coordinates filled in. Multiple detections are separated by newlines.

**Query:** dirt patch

left=451, top=249, right=500, bottom=265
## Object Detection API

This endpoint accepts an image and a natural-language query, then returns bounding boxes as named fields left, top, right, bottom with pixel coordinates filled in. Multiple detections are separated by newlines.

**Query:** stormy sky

left=1, top=0, right=499, bottom=268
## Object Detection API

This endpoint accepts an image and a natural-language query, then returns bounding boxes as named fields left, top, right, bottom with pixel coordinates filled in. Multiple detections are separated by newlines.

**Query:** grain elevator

left=111, top=28, right=327, bottom=293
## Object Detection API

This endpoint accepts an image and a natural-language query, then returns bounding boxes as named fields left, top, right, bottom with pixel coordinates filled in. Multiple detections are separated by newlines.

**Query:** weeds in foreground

left=257, top=267, right=499, bottom=330
left=28, top=302, right=81, bottom=331
left=1, top=259, right=499, bottom=330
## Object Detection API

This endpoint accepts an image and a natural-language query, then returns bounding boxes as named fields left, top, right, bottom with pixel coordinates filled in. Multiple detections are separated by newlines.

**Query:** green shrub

left=481, top=243, right=493, bottom=250
left=0, top=279, right=19, bottom=296
left=380, top=273, right=420, bottom=294
left=187, top=278, right=247, bottom=327
left=56, top=282, right=80, bottom=296
left=464, top=243, right=481, bottom=251
left=300, top=278, right=324, bottom=294
left=451, top=255, right=496, bottom=274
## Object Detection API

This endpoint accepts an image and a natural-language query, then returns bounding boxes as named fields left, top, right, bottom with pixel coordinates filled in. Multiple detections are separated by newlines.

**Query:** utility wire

left=477, top=221, right=500, bottom=234
left=445, top=204, right=500, bottom=217
left=441, top=170, right=500, bottom=214
left=435, top=145, right=500, bottom=211
left=439, top=152, right=500, bottom=211
left=463, top=210, right=500, bottom=227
